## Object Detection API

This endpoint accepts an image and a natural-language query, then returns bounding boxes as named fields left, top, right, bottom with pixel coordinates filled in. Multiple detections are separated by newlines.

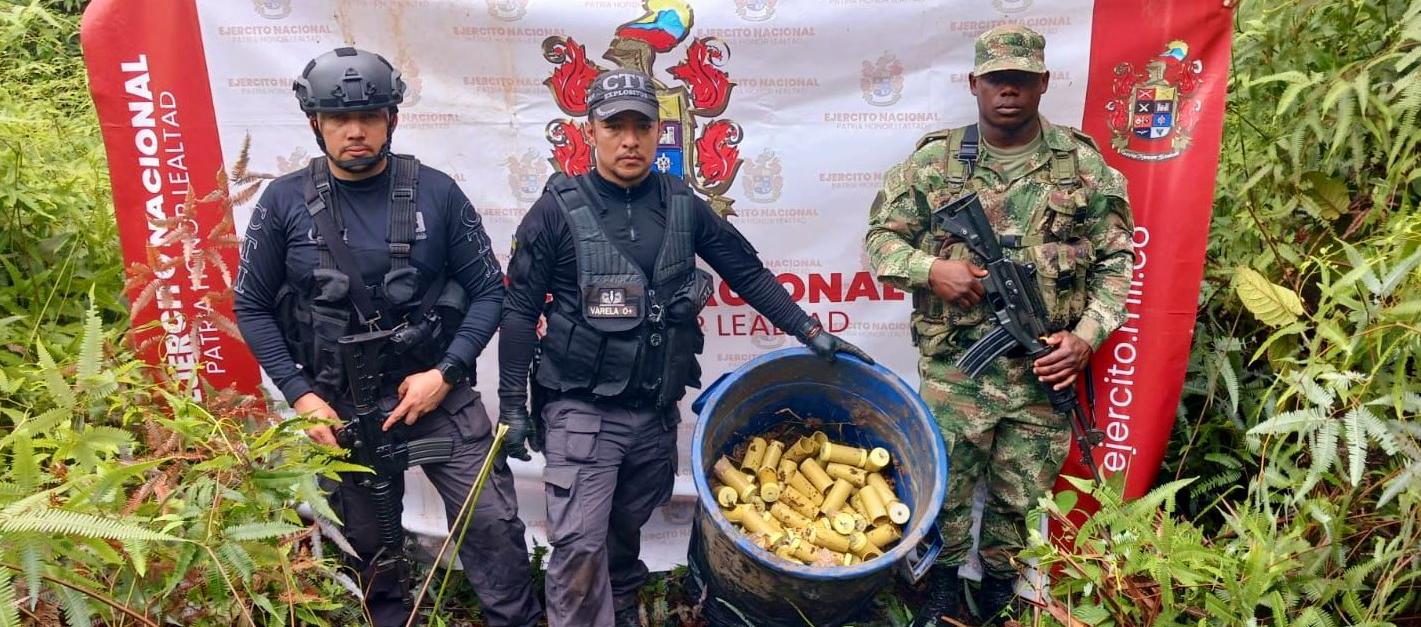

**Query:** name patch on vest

left=585, top=287, right=640, bottom=318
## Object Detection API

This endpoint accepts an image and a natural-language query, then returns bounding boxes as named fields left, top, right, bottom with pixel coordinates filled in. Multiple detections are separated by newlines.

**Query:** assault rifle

left=932, top=194, right=1106, bottom=484
left=335, top=329, right=455, bottom=607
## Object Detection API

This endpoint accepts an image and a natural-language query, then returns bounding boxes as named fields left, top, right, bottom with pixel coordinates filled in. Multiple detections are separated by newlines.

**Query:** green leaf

left=1377, top=248, right=1421, bottom=298
left=1234, top=267, right=1306, bottom=327
left=298, top=474, right=340, bottom=524
left=1301, top=171, right=1350, bottom=220
left=223, top=521, right=303, bottom=542
left=1071, top=603, right=1112, bottom=625
left=252, top=593, right=284, bottom=626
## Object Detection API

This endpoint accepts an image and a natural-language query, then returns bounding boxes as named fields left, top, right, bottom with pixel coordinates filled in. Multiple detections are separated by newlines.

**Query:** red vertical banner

left=1064, top=1, right=1234, bottom=497
left=81, top=0, right=262, bottom=398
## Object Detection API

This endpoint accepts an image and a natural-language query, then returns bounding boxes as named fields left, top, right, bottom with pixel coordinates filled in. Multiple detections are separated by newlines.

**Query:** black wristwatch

left=436, top=357, right=467, bottom=385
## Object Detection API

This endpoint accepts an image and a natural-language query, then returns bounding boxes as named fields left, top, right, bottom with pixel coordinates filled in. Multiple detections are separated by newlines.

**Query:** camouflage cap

left=973, top=24, right=1047, bottom=75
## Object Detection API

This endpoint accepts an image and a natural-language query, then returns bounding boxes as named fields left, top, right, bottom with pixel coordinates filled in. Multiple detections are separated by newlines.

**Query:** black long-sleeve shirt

left=234, top=161, right=504, bottom=404
left=498, top=171, right=813, bottom=406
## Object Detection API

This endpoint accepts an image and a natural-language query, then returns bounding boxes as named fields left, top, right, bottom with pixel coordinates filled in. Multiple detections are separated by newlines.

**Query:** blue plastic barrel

left=686, top=348, right=948, bottom=626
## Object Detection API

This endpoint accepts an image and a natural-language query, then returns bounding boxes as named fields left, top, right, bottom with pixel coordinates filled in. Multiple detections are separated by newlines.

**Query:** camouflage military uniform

left=865, top=114, right=1134, bottom=576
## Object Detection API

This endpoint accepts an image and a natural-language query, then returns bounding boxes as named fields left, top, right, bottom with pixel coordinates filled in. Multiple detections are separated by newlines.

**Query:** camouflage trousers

left=918, top=350, right=1070, bottom=578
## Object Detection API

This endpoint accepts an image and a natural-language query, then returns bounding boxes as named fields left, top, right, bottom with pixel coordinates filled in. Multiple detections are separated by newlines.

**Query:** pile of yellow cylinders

left=710, top=431, right=911, bottom=567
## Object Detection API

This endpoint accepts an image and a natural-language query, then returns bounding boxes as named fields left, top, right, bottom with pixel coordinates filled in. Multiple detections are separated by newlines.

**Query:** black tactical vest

left=274, top=155, right=467, bottom=398
left=534, top=172, right=706, bottom=407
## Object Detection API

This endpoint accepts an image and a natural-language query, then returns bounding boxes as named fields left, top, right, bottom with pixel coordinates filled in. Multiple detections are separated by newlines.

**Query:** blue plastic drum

left=686, top=348, right=948, bottom=626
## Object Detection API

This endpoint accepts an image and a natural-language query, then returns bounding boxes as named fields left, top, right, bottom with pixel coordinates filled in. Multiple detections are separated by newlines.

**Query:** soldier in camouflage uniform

left=864, top=25, right=1135, bottom=626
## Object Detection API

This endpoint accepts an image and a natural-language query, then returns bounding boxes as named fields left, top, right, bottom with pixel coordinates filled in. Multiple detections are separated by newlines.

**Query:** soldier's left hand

left=1033, top=332, right=1091, bottom=390
left=384, top=369, right=453, bottom=430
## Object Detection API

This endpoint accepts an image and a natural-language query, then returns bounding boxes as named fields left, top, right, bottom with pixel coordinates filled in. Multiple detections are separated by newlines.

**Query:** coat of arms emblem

left=861, top=52, right=904, bottom=107
left=741, top=150, right=782, bottom=204
left=540, top=0, right=743, bottom=216
left=1105, top=40, right=1204, bottom=161
left=992, top=0, right=1031, bottom=13
left=252, top=0, right=291, bottom=20
left=506, top=149, right=551, bottom=203
left=275, top=146, right=309, bottom=175
left=735, top=0, right=776, bottom=22
left=487, top=0, right=529, bottom=22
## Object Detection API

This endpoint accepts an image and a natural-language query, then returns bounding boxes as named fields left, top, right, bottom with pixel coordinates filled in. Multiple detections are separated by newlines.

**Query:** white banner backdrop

left=197, top=0, right=1094, bottom=570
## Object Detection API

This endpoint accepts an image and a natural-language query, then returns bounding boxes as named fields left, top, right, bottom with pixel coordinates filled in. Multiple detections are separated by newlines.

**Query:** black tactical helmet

left=293, top=47, right=405, bottom=114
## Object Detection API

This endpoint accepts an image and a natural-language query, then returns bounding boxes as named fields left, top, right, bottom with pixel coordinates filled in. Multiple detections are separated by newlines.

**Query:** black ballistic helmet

left=293, top=47, right=405, bottom=114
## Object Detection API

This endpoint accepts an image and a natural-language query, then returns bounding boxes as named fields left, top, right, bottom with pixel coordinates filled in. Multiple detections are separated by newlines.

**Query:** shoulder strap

left=303, top=158, right=382, bottom=327
left=651, top=174, right=696, bottom=284
left=387, top=154, right=420, bottom=272
left=944, top=124, right=979, bottom=195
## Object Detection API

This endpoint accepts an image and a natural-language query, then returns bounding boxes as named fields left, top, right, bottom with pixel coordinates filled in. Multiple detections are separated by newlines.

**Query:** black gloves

left=497, top=404, right=540, bottom=461
left=796, top=320, right=874, bottom=364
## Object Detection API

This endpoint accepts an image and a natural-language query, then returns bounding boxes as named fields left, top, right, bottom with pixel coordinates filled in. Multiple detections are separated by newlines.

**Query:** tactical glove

left=797, top=321, right=875, bottom=364
left=498, top=405, right=534, bottom=461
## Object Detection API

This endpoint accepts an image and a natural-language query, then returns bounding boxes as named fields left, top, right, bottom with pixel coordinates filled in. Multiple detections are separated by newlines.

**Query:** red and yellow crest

left=541, top=0, right=743, bottom=215
left=1105, top=40, right=1204, bottom=161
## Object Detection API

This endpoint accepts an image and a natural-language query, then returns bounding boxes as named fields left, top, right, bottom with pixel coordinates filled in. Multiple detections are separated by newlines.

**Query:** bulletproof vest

left=912, top=124, right=1091, bottom=333
left=275, top=155, right=467, bottom=398
left=534, top=172, right=706, bottom=407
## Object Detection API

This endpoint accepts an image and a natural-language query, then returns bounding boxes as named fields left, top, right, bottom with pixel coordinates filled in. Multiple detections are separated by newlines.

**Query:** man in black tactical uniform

left=497, top=67, right=873, bottom=627
left=234, top=47, right=541, bottom=627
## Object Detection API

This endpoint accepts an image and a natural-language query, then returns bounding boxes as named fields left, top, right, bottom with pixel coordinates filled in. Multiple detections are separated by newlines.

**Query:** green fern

left=8, top=434, right=39, bottom=494
left=0, top=568, right=19, bottom=627
left=219, top=542, right=257, bottom=583
left=223, top=521, right=303, bottom=542
left=75, top=296, right=101, bottom=382
left=0, top=507, right=182, bottom=542
left=1301, top=420, right=1339, bottom=495
left=33, top=339, right=75, bottom=409
left=16, top=535, right=41, bottom=612
left=1, top=407, right=69, bottom=446
left=55, top=584, right=94, bottom=627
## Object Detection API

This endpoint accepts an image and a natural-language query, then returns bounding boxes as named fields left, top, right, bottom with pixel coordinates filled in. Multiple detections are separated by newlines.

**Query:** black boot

left=976, top=574, right=1017, bottom=626
left=912, top=565, right=964, bottom=626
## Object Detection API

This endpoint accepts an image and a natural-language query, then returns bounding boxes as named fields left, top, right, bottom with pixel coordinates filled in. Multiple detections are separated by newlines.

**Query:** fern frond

left=18, top=537, right=41, bottom=612
left=0, top=567, right=20, bottom=627
left=0, top=508, right=182, bottom=543
left=55, top=585, right=94, bottom=627
left=223, top=521, right=303, bottom=542
left=76, top=299, right=102, bottom=382
left=2, top=408, right=69, bottom=447
left=1249, top=407, right=1329, bottom=436
left=1343, top=408, right=1368, bottom=485
left=9, top=435, right=39, bottom=494
left=34, top=340, right=75, bottom=409
left=1302, top=420, right=1339, bottom=495
left=219, top=542, right=256, bottom=583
